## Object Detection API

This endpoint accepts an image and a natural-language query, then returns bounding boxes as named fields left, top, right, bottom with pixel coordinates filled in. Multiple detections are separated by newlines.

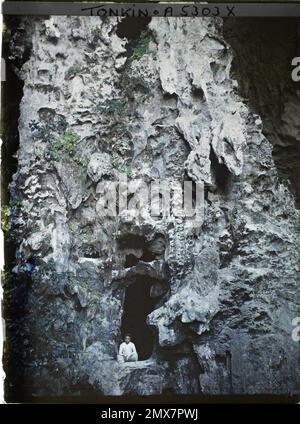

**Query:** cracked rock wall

left=4, top=16, right=298, bottom=399
left=223, top=18, right=300, bottom=207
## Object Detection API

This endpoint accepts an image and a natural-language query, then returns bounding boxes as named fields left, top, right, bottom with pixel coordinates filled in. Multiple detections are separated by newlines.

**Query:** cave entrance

left=116, top=17, right=151, bottom=40
left=121, top=278, right=156, bottom=361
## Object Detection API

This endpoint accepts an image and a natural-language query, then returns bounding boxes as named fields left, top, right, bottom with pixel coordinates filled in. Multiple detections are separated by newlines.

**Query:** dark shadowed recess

left=116, top=16, right=151, bottom=40
left=121, top=278, right=156, bottom=360
left=223, top=18, right=300, bottom=207
left=2, top=16, right=32, bottom=402
left=116, top=16, right=152, bottom=63
left=209, top=148, right=232, bottom=193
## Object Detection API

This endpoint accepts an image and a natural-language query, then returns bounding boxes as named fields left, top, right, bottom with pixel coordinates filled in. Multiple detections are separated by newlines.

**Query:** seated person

left=118, top=334, right=138, bottom=363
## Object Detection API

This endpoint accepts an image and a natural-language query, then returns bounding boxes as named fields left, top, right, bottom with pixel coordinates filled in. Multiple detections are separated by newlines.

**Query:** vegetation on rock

left=49, top=129, right=87, bottom=166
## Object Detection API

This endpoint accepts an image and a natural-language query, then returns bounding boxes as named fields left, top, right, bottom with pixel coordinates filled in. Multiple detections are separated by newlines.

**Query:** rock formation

left=3, top=16, right=299, bottom=400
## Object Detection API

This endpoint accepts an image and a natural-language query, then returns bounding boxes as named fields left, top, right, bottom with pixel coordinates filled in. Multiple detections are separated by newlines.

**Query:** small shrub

left=100, top=99, right=125, bottom=115
left=130, top=31, right=150, bottom=63
left=49, top=129, right=86, bottom=166
left=123, top=165, right=132, bottom=178
left=65, top=63, right=86, bottom=80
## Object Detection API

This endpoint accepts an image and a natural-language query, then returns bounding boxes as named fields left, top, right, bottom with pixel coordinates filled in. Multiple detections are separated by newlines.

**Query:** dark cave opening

left=119, top=233, right=165, bottom=267
left=140, top=249, right=156, bottom=262
left=118, top=233, right=145, bottom=250
left=124, top=248, right=156, bottom=267
left=121, top=279, right=156, bottom=361
left=116, top=17, right=152, bottom=73
left=116, top=17, right=151, bottom=40
left=209, top=148, right=231, bottom=193
left=125, top=253, right=139, bottom=268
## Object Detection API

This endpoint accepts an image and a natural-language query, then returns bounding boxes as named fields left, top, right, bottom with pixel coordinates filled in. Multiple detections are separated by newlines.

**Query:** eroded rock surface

left=5, top=16, right=298, bottom=399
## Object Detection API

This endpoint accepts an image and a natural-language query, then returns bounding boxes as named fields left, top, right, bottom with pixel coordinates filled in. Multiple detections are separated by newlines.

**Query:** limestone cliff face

left=223, top=18, right=300, bottom=207
left=5, top=16, right=298, bottom=399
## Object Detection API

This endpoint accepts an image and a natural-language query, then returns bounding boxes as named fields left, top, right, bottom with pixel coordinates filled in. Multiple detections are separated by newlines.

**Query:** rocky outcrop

left=223, top=18, right=300, bottom=207
left=4, top=16, right=298, bottom=400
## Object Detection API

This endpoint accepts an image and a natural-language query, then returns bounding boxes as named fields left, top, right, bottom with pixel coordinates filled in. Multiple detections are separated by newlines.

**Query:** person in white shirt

left=118, top=334, right=138, bottom=363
